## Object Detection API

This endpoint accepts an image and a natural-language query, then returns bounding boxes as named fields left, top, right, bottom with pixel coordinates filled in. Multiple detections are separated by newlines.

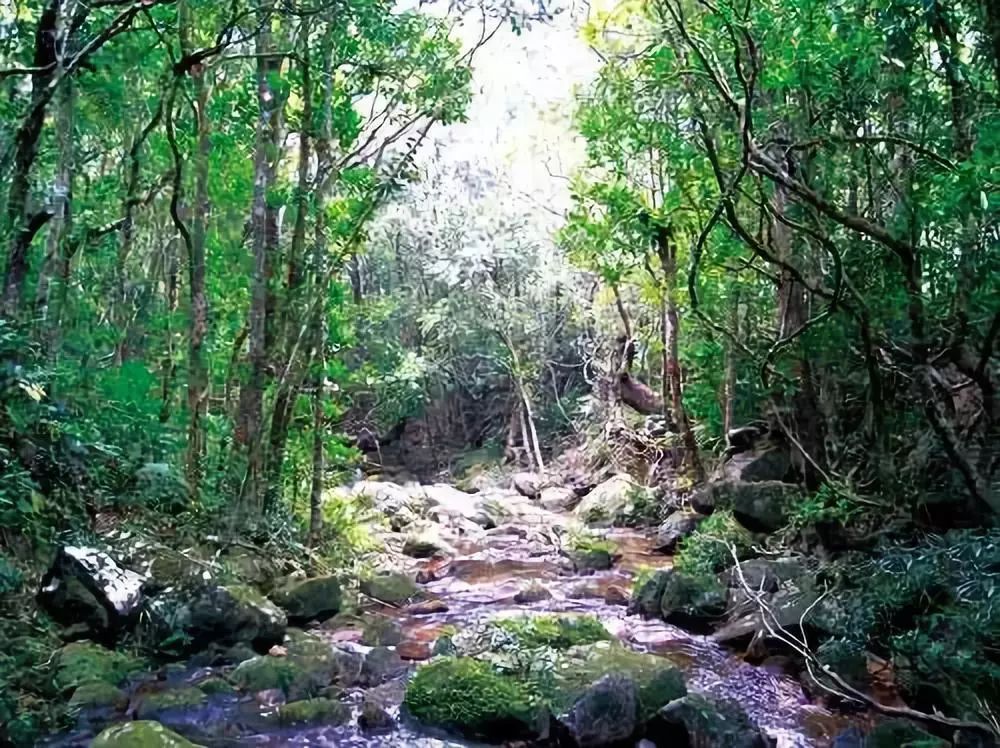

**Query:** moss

left=67, top=681, right=127, bottom=710
left=547, top=642, right=686, bottom=719
left=196, top=677, right=236, bottom=695
left=404, top=657, right=543, bottom=740
left=866, top=719, right=949, bottom=748
left=268, top=697, right=350, bottom=726
left=494, top=614, right=611, bottom=650
left=136, top=687, right=207, bottom=718
left=52, top=641, right=145, bottom=693
left=270, top=576, right=342, bottom=623
left=229, top=633, right=340, bottom=699
left=91, top=721, right=203, bottom=747
left=674, top=510, right=755, bottom=577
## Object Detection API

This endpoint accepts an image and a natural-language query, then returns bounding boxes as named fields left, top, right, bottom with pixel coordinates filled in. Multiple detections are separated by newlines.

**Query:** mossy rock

left=136, top=687, right=207, bottom=719
left=229, top=631, right=350, bottom=698
left=566, top=548, right=614, bottom=572
left=196, top=677, right=236, bottom=695
left=658, top=569, right=727, bottom=629
left=404, top=657, right=547, bottom=741
left=494, top=614, right=611, bottom=650
left=548, top=642, right=687, bottom=719
left=866, top=719, right=949, bottom=748
left=359, top=572, right=419, bottom=605
left=52, top=641, right=145, bottom=693
left=649, top=693, right=766, bottom=748
left=67, top=681, right=128, bottom=710
left=270, top=576, right=342, bottom=624
left=267, top=697, right=350, bottom=727
left=361, top=615, right=403, bottom=646
left=92, top=721, right=204, bottom=747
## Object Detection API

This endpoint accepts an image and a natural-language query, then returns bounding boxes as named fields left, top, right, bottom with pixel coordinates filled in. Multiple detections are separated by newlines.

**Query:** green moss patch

left=52, top=641, right=145, bottom=693
left=136, top=687, right=207, bottom=718
left=494, top=614, right=611, bottom=650
left=268, top=697, right=350, bottom=726
left=91, top=720, right=203, bottom=747
left=404, top=657, right=543, bottom=740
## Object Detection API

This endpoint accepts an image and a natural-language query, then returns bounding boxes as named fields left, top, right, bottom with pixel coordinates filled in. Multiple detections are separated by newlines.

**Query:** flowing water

left=47, top=492, right=865, bottom=747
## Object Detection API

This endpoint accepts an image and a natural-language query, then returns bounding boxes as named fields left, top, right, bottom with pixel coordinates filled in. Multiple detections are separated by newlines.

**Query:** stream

left=47, top=482, right=865, bottom=747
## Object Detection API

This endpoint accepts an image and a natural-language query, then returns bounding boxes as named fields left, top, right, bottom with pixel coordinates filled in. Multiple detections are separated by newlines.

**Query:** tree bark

left=238, top=9, right=281, bottom=511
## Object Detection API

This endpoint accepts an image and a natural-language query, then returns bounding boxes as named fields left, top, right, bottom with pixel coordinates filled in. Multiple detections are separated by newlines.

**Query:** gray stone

left=652, top=511, right=704, bottom=553
left=538, top=486, right=578, bottom=511
left=270, top=576, right=342, bottom=624
left=691, top=480, right=801, bottom=532
left=556, top=674, right=640, bottom=747
left=512, top=471, right=542, bottom=499
left=574, top=475, right=637, bottom=527
left=37, top=546, right=146, bottom=640
left=648, top=694, right=767, bottom=748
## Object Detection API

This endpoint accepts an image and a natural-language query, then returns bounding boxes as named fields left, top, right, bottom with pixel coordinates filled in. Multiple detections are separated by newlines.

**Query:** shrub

left=674, top=510, right=754, bottom=578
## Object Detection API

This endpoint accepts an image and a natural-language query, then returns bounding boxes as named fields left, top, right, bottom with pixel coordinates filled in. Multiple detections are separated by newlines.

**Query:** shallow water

left=47, top=504, right=864, bottom=747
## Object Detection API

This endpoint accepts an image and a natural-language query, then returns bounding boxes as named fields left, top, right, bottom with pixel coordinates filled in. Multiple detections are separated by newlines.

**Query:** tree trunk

left=654, top=225, right=703, bottom=480
left=1, top=0, right=61, bottom=317
left=238, top=11, right=281, bottom=511
left=35, top=76, right=74, bottom=360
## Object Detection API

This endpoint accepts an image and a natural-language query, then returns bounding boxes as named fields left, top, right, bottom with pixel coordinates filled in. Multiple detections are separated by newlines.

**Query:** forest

left=0, top=0, right=997, bottom=744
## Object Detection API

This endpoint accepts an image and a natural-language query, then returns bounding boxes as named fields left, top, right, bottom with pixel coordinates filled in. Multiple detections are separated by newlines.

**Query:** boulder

left=361, top=615, right=403, bottom=646
left=359, top=571, right=418, bottom=605
left=347, top=480, right=424, bottom=530
left=631, top=569, right=726, bottom=630
left=270, top=576, right=342, bottom=624
left=359, top=695, right=395, bottom=731
left=721, top=557, right=805, bottom=593
left=92, top=721, right=203, bottom=748
left=512, top=472, right=543, bottom=499
left=712, top=583, right=821, bottom=647
left=719, top=446, right=792, bottom=483
left=652, top=511, right=704, bottom=553
left=267, top=697, right=350, bottom=727
left=37, top=546, right=146, bottom=640
left=647, top=694, right=767, bottom=748
left=358, top=646, right=408, bottom=686
left=230, top=630, right=347, bottom=699
left=473, top=492, right=517, bottom=528
left=539, top=486, right=578, bottom=512
left=141, top=584, right=286, bottom=656
left=52, top=640, right=145, bottom=694
left=402, top=524, right=455, bottom=558
left=566, top=547, right=614, bottom=573
left=403, top=657, right=547, bottom=741
left=514, top=583, right=552, bottom=604
left=554, top=674, right=640, bottom=747
left=691, top=480, right=801, bottom=532
left=574, top=475, right=636, bottom=527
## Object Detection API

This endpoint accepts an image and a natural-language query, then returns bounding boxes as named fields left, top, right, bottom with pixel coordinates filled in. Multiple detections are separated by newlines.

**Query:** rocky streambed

left=39, top=475, right=922, bottom=748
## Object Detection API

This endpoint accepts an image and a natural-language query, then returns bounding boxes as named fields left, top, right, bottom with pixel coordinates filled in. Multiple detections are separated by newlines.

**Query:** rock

left=647, top=693, right=767, bottom=748
left=422, top=484, right=484, bottom=524
left=349, top=481, right=423, bottom=531
left=604, top=586, right=629, bottom=606
left=52, top=641, right=145, bottom=693
left=722, top=557, right=805, bottom=593
left=551, top=643, right=687, bottom=722
left=186, top=584, right=286, bottom=651
left=630, top=569, right=725, bottom=630
left=92, top=721, right=203, bottom=748
left=473, top=492, right=517, bottom=528
left=652, top=511, right=705, bottom=553
left=195, top=677, right=235, bottom=695
left=514, top=583, right=552, bottom=604
left=539, top=486, right=578, bottom=511
left=402, top=524, right=455, bottom=558
left=361, top=615, right=403, bottom=646
left=359, top=646, right=408, bottom=686
left=713, top=582, right=820, bottom=647
left=270, top=576, right=342, bottom=624
left=405, top=599, right=448, bottom=615
left=691, top=480, right=801, bottom=532
left=403, top=657, right=547, bottom=741
left=268, top=697, right=350, bottom=726
left=574, top=475, right=636, bottom=527
left=555, top=674, right=639, bottom=747
left=359, top=696, right=395, bottom=731
left=37, top=546, right=146, bottom=640
left=566, top=547, right=615, bottom=573
left=720, top=445, right=792, bottom=483
left=512, top=472, right=543, bottom=498
left=67, top=681, right=128, bottom=710
left=360, top=571, right=419, bottom=605
left=135, top=686, right=207, bottom=719
left=831, top=727, right=865, bottom=748
left=230, top=630, right=342, bottom=698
